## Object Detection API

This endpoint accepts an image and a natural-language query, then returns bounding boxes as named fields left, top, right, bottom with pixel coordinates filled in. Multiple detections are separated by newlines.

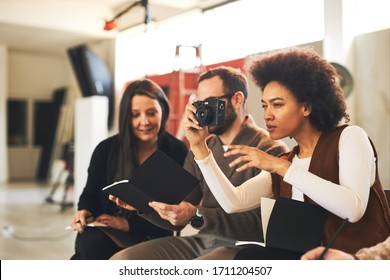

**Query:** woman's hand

left=109, top=195, right=137, bottom=211
left=183, top=102, right=209, bottom=159
left=148, top=201, right=197, bottom=226
left=70, top=210, right=93, bottom=233
left=224, top=144, right=291, bottom=176
left=94, top=214, right=130, bottom=232
left=301, top=246, right=355, bottom=260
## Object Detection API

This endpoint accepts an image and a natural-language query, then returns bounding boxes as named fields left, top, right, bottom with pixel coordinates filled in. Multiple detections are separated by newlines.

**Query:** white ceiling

left=0, top=0, right=228, bottom=55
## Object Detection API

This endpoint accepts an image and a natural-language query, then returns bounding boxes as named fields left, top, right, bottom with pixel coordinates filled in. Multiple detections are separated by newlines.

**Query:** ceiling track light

left=104, top=0, right=150, bottom=31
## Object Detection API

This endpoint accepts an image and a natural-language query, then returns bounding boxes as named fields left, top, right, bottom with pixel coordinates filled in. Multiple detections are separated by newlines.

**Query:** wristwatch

left=189, top=207, right=204, bottom=229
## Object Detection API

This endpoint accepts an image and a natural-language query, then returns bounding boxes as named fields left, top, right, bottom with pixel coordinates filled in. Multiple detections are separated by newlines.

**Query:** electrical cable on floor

left=2, top=225, right=75, bottom=242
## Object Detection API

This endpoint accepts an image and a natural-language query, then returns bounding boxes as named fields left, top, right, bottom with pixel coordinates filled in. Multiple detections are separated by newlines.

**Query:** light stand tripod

left=45, top=141, right=74, bottom=212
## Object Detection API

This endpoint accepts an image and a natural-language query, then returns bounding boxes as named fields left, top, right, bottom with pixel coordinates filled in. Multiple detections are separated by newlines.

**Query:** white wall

left=245, top=1, right=389, bottom=188
left=354, top=29, right=390, bottom=189
left=5, top=39, right=116, bottom=181
left=2, top=0, right=389, bottom=189
left=7, top=51, right=69, bottom=180
left=8, top=51, right=68, bottom=98
left=0, top=44, right=8, bottom=183
left=74, top=96, right=108, bottom=208
left=246, top=33, right=389, bottom=189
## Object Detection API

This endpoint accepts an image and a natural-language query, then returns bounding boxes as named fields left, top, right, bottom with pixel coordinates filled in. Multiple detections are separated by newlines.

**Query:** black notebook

left=236, top=197, right=329, bottom=253
left=102, top=150, right=200, bottom=214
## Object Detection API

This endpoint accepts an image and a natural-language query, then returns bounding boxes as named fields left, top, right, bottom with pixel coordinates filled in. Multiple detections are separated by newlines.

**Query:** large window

left=202, top=0, right=324, bottom=65
left=115, top=10, right=203, bottom=86
left=115, top=0, right=325, bottom=84
left=115, top=0, right=390, bottom=83
left=7, top=100, right=28, bottom=146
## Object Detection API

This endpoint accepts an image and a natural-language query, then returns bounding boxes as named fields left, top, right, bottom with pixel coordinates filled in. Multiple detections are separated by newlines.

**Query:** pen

left=65, top=214, right=97, bottom=229
left=318, top=218, right=349, bottom=260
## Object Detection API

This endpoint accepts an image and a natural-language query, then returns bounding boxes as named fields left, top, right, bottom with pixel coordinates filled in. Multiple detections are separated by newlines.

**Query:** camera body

left=193, top=99, right=225, bottom=126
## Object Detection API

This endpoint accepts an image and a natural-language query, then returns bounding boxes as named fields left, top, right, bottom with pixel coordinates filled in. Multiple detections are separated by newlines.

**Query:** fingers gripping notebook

left=265, top=197, right=328, bottom=253
left=102, top=150, right=200, bottom=214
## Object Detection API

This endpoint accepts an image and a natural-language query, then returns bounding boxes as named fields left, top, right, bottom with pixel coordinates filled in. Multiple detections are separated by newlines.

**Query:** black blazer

left=77, top=132, right=188, bottom=239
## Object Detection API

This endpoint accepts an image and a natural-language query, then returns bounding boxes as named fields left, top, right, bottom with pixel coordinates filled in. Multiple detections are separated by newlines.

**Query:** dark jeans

left=70, top=227, right=147, bottom=260
left=234, top=245, right=303, bottom=260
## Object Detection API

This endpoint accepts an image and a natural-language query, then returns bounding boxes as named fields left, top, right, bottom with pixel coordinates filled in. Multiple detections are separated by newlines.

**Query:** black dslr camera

left=192, top=99, right=225, bottom=126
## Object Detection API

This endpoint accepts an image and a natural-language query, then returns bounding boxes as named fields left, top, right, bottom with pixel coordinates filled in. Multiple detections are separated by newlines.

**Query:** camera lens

left=195, top=106, right=212, bottom=126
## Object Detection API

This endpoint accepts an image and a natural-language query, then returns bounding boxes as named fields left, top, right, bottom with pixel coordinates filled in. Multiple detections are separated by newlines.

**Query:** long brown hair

left=109, top=79, right=170, bottom=181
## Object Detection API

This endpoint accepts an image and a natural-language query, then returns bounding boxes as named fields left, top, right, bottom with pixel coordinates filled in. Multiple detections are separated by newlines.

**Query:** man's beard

left=208, top=100, right=237, bottom=135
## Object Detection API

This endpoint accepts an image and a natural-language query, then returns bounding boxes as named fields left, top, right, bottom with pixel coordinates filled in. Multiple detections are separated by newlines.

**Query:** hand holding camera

left=192, top=99, right=226, bottom=126
left=183, top=98, right=226, bottom=159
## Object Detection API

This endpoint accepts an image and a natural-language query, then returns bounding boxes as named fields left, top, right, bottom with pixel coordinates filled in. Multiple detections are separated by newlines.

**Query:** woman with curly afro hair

left=183, top=48, right=390, bottom=259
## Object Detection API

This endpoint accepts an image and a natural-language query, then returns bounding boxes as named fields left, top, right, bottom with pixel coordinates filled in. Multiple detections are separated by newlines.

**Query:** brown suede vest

left=271, top=125, right=390, bottom=254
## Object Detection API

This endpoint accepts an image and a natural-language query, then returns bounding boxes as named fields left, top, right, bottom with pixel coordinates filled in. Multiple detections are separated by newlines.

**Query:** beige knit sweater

left=355, top=236, right=390, bottom=260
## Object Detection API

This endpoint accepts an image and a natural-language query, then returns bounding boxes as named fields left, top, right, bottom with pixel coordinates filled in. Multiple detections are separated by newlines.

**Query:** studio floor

left=0, top=181, right=76, bottom=260
left=0, top=180, right=198, bottom=261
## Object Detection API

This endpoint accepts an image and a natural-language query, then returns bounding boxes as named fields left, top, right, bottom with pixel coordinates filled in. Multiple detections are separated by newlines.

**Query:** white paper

left=235, top=240, right=265, bottom=247
left=65, top=221, right=107, bottom=230
left=235, top=197, right=275, bottom=247
left=260, top=197, right=276, bottom=244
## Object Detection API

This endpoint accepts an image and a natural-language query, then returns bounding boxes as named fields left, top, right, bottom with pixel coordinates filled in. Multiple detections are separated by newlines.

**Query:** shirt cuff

left=283, top=163, right=301, bottom=185
left=194, top=149, right=212, bottom=163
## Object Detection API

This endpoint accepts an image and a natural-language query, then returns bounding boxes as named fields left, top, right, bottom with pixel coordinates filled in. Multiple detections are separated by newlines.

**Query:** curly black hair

left=249, top=48, right=349, bottom=131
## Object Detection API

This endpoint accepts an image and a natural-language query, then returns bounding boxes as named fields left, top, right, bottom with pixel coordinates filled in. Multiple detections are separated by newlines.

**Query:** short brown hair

left=198, top=66, right=248, bottom=101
